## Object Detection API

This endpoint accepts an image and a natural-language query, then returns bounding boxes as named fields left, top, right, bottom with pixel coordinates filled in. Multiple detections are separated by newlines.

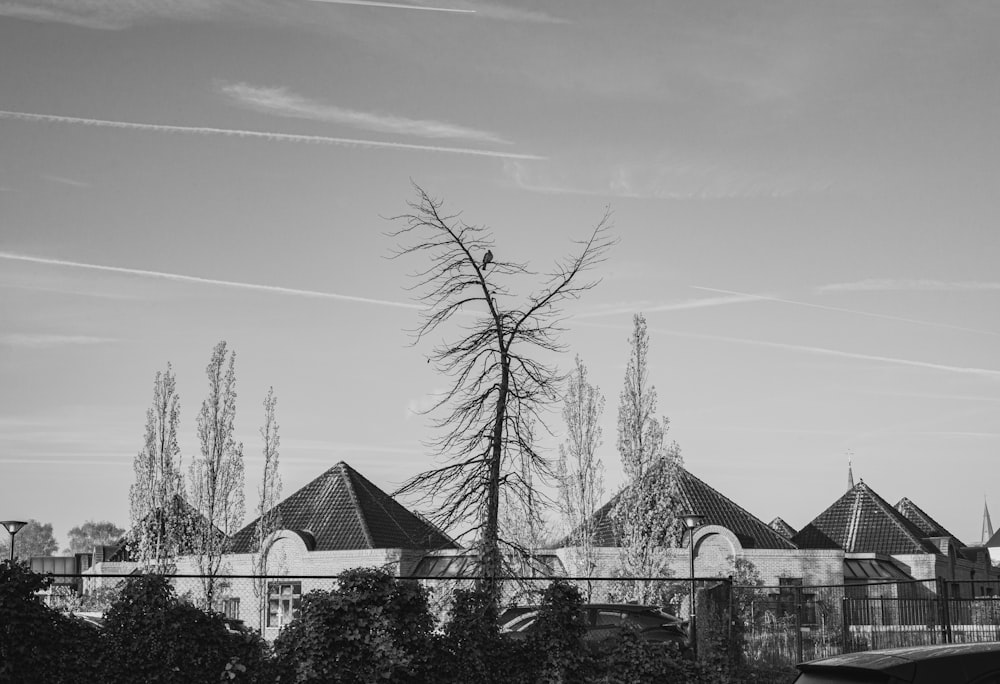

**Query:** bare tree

left=252, top=386, right=282, bottom=623
left=388, top=185, right=615, bottom=602
left=129, top=363, right=186, bottom=570
left=188, top=340, right=245, bottom=609
left=612, top=313, right=684, bottom=604
left=556, top=354, right=605, bottom=599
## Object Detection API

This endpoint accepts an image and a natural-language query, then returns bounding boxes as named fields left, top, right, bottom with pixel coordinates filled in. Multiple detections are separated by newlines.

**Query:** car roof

left=798, top=643, right=1000, bottom=681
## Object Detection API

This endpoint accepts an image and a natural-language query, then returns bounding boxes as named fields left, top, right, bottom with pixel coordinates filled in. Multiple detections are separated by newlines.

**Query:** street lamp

left=2, top=520, right=28, bottom=562
left=681, top=513, right=705, bottom=658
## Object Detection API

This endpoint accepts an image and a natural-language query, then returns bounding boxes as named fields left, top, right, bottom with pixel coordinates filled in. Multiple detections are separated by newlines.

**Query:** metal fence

left=37, top=572, right=1000, bottom=670
left=738, top=578, right=1000, bottom=668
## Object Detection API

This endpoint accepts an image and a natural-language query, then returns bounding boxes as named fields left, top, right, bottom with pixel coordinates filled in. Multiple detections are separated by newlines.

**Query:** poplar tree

left=556, top=355, right=605, bottom=598
left=129, top=363, right=185, bottom=570
left=188, top=341, right=245, bottom=608
left=252, top=386, right=282, bottom=622
left=612, top=313, right=684, bottom=604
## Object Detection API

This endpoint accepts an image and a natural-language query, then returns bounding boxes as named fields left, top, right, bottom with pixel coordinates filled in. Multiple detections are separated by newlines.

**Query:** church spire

left=847, top=450, right=855, bottom=491
left=983, top=497, right=994, bottom=545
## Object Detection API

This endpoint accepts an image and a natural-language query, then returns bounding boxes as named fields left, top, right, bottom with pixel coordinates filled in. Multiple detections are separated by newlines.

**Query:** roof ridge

left=345, top=466, right=425, bottom=547
left=859, top=483, right=932, bottom=554
left=338, top=462, right=375, bottom=548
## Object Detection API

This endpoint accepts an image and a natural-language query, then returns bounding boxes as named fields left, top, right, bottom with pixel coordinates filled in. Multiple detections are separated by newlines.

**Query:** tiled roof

left=769, top=517, right=797, bottom=540
left=792, top=481, right=939, bottom=555
left=895, top=497, right=964, bottom=546
left=230, top=462, right=457, bottom=553
left=570, top=465, right=797, bottom=550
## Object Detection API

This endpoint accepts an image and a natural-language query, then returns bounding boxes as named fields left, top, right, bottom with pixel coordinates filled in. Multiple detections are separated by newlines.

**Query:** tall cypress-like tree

left=252, top=386, right=282, bottom=623
left=556, top=354, right=605, bottom=598
left=129, top=363, right=186, bottom=570
left=188, top=341, right=245, bottom=609
left=612, top=314, right=684, bottom=604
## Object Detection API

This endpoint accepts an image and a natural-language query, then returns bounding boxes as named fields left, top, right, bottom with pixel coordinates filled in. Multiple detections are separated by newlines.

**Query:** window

left=267, top=582, right=301, bottom=628
left=222, top=598, right=240, bottom=620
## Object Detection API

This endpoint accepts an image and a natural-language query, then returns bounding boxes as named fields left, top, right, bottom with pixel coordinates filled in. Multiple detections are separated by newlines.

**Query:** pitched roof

left=573, top=465, right=797, bottom=550
left=895, top=497, right=964, bottom=546
left=792, top=481, right=939, bottom=555
left=230, top=462, right=457, bottom=553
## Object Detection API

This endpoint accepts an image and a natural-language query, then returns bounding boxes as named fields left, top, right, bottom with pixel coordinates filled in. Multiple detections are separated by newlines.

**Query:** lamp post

left=681, top=513, right=705, bottom=658
left=2, top=520, right=28, bottom=562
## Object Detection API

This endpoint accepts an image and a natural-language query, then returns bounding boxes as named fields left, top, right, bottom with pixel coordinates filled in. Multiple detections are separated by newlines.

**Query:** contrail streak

left=0, top=110, right=544, bottom=160
left=691, top=285, right=1000, bottom=338
left=577, top=320, right=1000, bottom=380
left=0, top=252, right=423, bottom=310
left=308, top=0, right=475, bottom=12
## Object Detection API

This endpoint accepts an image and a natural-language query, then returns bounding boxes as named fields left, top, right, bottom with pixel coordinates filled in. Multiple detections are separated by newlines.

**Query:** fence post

left=795, top=585, right=804, bottom=665
left=938, top=578, right=953, bottom=644
left=841, top=595, right=851, bottom=653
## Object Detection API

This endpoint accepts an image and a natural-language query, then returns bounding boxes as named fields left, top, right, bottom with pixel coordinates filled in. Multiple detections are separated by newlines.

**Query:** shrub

left=271, top=567, right=434, bottom=683
left=0, top=560, right=101, bottom=684
left=100, top=574, right=265, bottom=684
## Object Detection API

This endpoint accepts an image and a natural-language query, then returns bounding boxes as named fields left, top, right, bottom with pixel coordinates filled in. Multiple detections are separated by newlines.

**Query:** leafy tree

left=389, top=185, right=615, bottom=604
left=556, top=354, right=605, bottom=599
left=65, top=520, right=125, bottom=554
left=251, top=386, right=282, bottom=624
left=1, top=520, right=58, bottom=560
left=612, top=313, right=684, bottom=604
left=188, top=341, right=245, bottom=609
left=129, top=363, right=186, bottom=569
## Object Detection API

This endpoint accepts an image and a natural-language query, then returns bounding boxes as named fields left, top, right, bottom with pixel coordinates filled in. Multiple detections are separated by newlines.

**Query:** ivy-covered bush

left=526, top=579, right=590, bottom=683
left=100, top=574, right=266, bottom=684
left=432, top=587, right=522, bottom=684
left=0, top=560, right=101, bottom=684
left=271, top=567, right=434, bottom=683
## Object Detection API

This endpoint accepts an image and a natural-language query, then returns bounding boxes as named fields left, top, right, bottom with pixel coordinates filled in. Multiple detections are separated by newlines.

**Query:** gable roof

left=230, top=462, right=457, bottom=553
left=792, top=481, right=939, bottom=555
left=571, top=465, right=796, bottom=550
left=895, top=497, right=964, bottom=546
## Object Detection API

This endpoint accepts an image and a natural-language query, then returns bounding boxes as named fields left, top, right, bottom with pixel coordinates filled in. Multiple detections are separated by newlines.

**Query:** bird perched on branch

left=481, top=249, right=494, bottom=269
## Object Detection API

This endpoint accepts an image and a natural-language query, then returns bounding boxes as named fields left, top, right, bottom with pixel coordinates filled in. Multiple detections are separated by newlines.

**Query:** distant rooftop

left=230, top=461, right=457, bottom=553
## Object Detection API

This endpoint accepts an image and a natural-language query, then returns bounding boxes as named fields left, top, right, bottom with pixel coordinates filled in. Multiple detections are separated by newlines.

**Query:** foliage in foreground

left=2, top=561, right=795, bottom=683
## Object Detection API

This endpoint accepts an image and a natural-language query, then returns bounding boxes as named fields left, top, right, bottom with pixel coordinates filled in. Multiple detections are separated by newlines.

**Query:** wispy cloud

left=307, top=0, right=473, bottom=13
left=0, top=0, right=241, bottom=30
left=692, top=285, right=1000, bottom=337
left=40, top=174, right=91, bottom=188
left=818, top=279, right=1000, bottom=293
left=0, top=333, right=116, bottom=348
left=0, top=252, right=424, bottom=310
left=220, top=82, right=509, bottom=144
left=503, top=159, right=832, bottom=200
left=0, top=110, right=544, bottom=160
left=576, top=294, right=761, bottom=319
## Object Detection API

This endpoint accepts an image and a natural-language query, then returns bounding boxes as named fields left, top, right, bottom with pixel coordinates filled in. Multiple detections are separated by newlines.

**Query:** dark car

left=794, top=642, right=1000, bottom=684
left=499, top=603, right=688, bottom=650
